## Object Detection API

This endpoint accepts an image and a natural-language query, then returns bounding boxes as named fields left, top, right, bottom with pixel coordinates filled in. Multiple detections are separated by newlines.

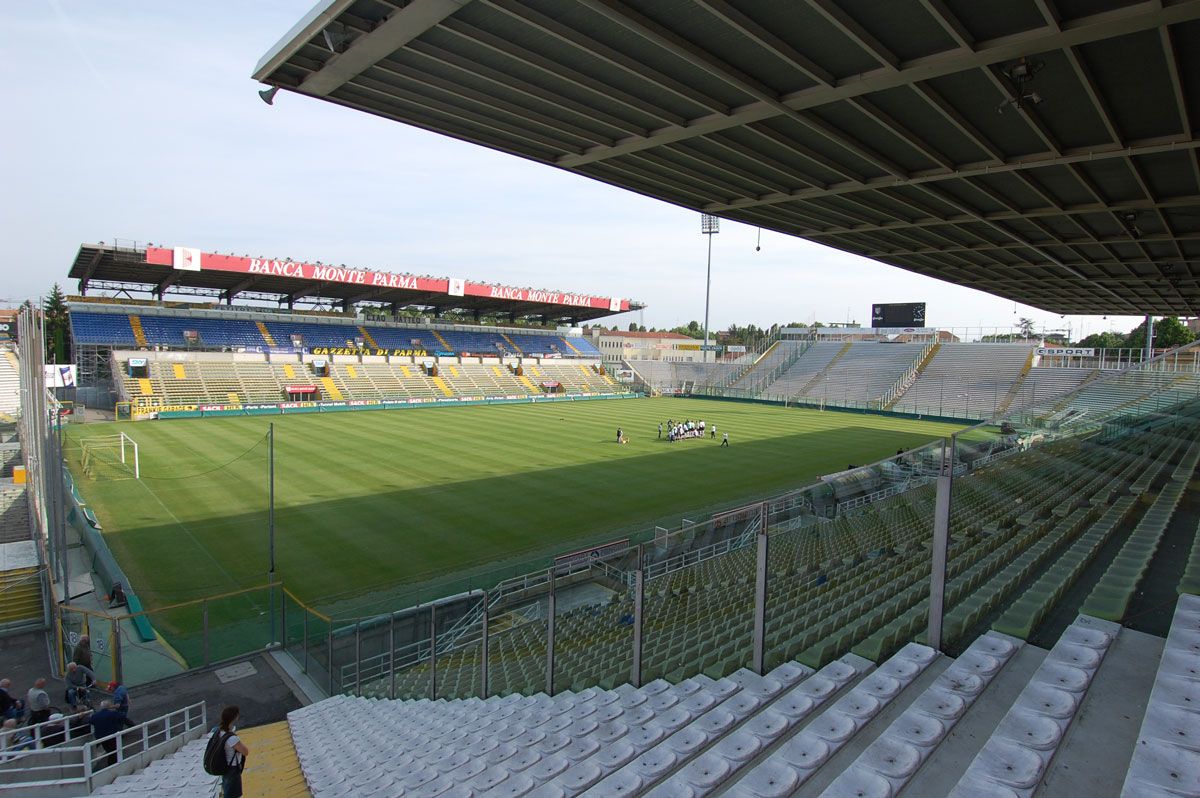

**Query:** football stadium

left=4, top=1, right=1200, bottom=795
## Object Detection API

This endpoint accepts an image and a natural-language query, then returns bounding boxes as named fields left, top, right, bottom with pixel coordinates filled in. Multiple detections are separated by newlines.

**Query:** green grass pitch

left=64, top=398, right=966, bottom=615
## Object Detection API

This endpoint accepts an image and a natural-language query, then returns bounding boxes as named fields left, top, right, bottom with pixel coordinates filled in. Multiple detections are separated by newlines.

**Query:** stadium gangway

left=744, top=341, right=807, bottom=397
left=712, top=327, right=789, bottom=389
left=642, top=514, right=762, bottom=582
left=332, top=589, right=485, bottom=697
left=0, top=702, right=207, bottom=795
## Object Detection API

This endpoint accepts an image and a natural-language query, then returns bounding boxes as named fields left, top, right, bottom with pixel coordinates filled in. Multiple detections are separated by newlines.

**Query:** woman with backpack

left=206, top=705, right=249, bottom=798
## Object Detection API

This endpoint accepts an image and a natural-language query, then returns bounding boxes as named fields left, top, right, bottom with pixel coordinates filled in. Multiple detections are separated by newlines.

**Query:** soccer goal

left=79, top=433, right=139, bottom=480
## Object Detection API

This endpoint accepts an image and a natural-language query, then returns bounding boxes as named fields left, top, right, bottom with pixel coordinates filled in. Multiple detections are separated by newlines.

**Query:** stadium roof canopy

left=255, top=0, right=1200, bottom=317
left=67, top=243, right=641, bottom=324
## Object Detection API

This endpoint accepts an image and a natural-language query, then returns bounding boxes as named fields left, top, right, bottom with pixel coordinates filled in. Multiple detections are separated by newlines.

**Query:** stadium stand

left=1008, top=367, right=1097, bottom=412
left=756, top=342, right=847, bottom=399
left=51, top=328, right=1200, bottom=795
left=625, top=361, right=740, bottom=394
left=891, top=343, right=1037, bottom=417
left=0, top=353, right=19, bottom=419
left=112, top=356, right=619, bottom=406
left=70, top=307, right=600, bottom=360
left=352, top=421, right=1188, bottom=704
left=726, top=341, right=802, bottom=391
left=792, top=343, right=926, bottom=405
left=70, top=313, right=139, bottom=347
left=137, top=316, right=267, bottom=348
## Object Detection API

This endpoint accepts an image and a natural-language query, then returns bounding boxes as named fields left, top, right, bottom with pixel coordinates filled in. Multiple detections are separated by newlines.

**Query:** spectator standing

left=72, top=635, right=93, bottom=671
left=88, top=700, right=125, bottom=768
left=0, top=679, right=17, bottom=721
left=110, top=680, right=130, bottom=720
left=65, top=662, right=95, bottom=709
left=26, top=679, right=50, bottom=725
left=217, top=705, right=249, bottom=798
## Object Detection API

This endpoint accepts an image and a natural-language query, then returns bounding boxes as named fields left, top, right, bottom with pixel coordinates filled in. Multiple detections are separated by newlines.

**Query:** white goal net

left=79, top=433, right=140, bottom=480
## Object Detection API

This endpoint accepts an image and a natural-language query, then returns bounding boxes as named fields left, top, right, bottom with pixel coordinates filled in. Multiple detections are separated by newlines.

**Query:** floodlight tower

left=701, top=214, right=719, bottom=363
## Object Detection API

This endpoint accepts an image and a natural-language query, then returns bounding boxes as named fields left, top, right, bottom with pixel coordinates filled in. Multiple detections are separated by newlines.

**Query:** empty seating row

left=1082, top=446, right=1193, bottom=622
left=374, top=433, right=1155, bottom=700
left=72, top=310, right=600, bottom=357
left=1120, top=592, right=1200, bottom=797
left=754, top=342, right=845, bottom=397
left=797, top=343, right=926, bottom=404
left=119, top=358, right=620, bottom=406
left=893, top=343, right=1036, bottom=417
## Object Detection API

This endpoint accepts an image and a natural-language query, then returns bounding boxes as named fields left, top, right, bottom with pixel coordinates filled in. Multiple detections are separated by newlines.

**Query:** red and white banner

left=145, top=247, right=628, bottom=312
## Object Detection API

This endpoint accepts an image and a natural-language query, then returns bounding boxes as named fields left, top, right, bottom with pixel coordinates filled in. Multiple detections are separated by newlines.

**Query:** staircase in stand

left=128, top=316, right=148, bottom=347
left=257, top=321, right=277, bottom=346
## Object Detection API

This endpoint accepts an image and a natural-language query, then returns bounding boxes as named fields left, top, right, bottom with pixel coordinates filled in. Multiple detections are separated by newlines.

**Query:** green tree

left=628, top=322, right=638, bottom=332
left=1075, top=331, right=1125, bottom=349
left=43, top=284, right=70, bottom=364
left=1017, top=317, right=1037, bottom=338
left=1126, top=317, right=1195, bottom=350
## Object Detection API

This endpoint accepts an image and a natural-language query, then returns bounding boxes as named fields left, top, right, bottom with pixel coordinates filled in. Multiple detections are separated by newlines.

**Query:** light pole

left=701, top=214, right=719, bottom=364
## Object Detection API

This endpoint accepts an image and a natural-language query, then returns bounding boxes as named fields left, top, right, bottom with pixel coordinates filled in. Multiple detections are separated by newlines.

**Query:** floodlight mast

left=701, top=214, right=719, bottom=363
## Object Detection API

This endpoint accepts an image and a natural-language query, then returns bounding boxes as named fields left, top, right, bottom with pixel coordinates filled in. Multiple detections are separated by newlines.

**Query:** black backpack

left=203, top=729, right=232, bottom=776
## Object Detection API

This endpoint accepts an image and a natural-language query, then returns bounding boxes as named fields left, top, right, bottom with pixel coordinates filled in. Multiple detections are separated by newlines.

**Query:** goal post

left=79, top=432, right=139, bottom=480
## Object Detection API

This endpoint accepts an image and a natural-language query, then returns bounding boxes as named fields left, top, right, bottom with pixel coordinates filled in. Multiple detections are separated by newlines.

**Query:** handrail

left=0, top=702, right=206, bottom=790
left=879, top=340, right=937, bottom=408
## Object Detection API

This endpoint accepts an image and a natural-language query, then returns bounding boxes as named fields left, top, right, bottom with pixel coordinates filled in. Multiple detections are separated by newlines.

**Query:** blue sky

left=1, top=1, right=1144, bottom=340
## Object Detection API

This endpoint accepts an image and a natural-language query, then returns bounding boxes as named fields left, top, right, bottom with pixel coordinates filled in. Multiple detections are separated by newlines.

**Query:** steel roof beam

left=1160, top=25, right=1192, bottom=137
left=1065, top=46, right=1123, bottom=145
left=795, top=193, right=1200, bottom=236
left=909, top=182, right=1144, bottom=313
left=854, top=230, right=1200, bottom=257
left=482, top=0, right=727, bottom=116
left=909, top=82, right=1005, bottom=163
left=804, top=0, right=900, bottom=70
left=558, top=2, right=1200, bottom=167
left=293, top=0, right=472, bottom=96
left=705, top=135, right=1200, bottom=213
left=741, top=124, right=865, bottom=185
left=691, top=0, right=834, bottom=87
left=406, top=36, right=648, bottom=137
left=367, top=58, right=614, bottom=147
left=846, top=97, right=955, bottom=170
left=917, top=0, right=975, bottom=52
left=983, top=65, right=1063, bottom=156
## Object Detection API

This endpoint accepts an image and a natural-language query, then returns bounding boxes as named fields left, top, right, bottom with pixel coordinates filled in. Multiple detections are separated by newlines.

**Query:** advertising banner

left=145, top=247, right=630, bottom=312
left=309, top=346, right=428, bottom=357
left=237, top=346, right=306, bottom=355
left=554, top=539, right=631, bottom=571
left=44, top=364, right=77, bottom=388
left=1036, top=347, right=1094, bottom=357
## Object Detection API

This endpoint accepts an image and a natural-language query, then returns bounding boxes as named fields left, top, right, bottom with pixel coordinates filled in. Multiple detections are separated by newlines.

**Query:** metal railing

left=878, top=340, right=938, bottom=408
left=0, top=702, right=206, bottom=793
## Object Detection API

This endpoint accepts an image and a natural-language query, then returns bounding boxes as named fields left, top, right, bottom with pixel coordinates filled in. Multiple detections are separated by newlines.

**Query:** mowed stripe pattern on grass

left=65, top=399, right=964, bottom=609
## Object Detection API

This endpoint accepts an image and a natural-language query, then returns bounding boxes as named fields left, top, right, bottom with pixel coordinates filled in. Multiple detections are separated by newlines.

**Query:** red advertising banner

left=144, top=247, right=628, bottom=312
